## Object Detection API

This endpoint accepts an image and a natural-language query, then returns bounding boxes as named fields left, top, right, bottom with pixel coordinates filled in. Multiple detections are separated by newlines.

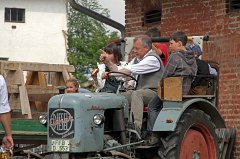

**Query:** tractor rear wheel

left=158, top=108, right=219, bottom=159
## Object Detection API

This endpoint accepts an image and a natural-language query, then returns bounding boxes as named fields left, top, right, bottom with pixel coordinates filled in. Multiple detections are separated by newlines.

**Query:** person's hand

left=91, top=68, right=99, bottom=81
left=101, top=72, right=110, bottom=79
left=152, top=44, right=163, bottom=56
left=2, top=135, right=14, bottom=151
left=99, top=49, right=109, bottom=63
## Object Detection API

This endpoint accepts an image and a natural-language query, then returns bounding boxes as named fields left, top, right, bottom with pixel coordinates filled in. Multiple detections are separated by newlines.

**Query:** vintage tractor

left=44, top=1, right=236, bottom=158
left=46, top=70, right=235, bottom=159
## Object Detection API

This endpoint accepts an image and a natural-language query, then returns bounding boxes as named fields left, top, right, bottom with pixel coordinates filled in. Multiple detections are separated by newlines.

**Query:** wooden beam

left=62, top=67, right=71, bottom=82
left=0, top=61, right=75, bottom=72
left=8, top=85, right=60, bottom=94
left=28, top=94, right=55, bottom=102
left=19, top=86, right=32, bottom=119
left=1, top=60, right=76, bottom=119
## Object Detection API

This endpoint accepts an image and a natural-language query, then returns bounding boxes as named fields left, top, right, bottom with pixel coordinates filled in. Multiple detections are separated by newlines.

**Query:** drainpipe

left=68, top=0, right=125, bottom=38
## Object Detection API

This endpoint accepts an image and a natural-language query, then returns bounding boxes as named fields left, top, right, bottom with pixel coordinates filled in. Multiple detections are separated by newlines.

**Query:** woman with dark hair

left=92, top=42, right=126, bottom=93
left=102, top=42, right=122, bottom=65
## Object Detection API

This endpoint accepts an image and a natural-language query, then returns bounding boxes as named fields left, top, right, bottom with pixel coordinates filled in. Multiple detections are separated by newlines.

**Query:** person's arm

left=208, top=64, right=217, bottom=76
left=126, top=56, right=160, bottom=75
left=99, top=50, right=119, bottom=71
left=116, top=68, right=132, bottom=75
left=102, top=68, right=132, bottom=79
left=1, top=112, right=14, bottom=150
left=94, top=64, right=106, bottom=90
left=104, top=61, right=119, bottom=72
left=107, top=56, right=160, bottom=77
left=152, top=44, right=163, bottom=56
left=0, top=75, right=14, bottom=150
left=163, top=54, right=177, bottom=78
left=92, top=68, right=104, bottom=92
left=153, top=43, right=168, bottom=59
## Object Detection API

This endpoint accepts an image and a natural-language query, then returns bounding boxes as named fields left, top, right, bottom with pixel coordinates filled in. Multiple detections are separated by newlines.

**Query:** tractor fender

left=152, top=98, right=225, bottom=131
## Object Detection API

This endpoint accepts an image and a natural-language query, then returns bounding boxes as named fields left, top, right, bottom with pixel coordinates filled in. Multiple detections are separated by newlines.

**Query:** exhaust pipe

left=68, top=0, right=125, bottom=38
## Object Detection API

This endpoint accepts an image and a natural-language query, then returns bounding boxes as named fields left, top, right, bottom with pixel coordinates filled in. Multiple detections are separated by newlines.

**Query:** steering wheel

left=108, top=71, right=138, bottom=92
left=108, top=71, right=137, bottom=83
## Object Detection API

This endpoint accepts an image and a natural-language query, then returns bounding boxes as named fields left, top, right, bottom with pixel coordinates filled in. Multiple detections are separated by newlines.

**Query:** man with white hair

left=100, top=35, right=164, bottom=134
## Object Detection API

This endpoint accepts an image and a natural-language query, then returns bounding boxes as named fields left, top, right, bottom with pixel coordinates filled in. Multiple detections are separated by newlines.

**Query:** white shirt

left=124, top=50, right=161, bottom=76
left=0, top=75, right=11, bottom=113
left=123, top=50, right=161, bottom=88
left=95, top=62, right=127, bottom=92
left=208, top=64, right=217, bottom=76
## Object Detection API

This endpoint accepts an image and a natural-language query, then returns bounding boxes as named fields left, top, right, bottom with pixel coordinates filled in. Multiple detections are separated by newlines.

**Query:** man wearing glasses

left=100, top=35, right=164, bottom=134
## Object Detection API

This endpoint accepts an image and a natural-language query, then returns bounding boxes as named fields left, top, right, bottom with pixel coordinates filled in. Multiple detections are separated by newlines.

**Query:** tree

left=67, top=0, right=119, bottom=83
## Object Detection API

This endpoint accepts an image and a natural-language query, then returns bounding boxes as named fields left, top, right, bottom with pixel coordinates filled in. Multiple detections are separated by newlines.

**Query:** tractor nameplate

left=49, top=108, right=74, bottom=138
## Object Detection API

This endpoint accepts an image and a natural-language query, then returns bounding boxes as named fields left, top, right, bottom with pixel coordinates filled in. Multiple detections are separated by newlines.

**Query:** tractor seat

left=143, top=106, right=148, bottom=112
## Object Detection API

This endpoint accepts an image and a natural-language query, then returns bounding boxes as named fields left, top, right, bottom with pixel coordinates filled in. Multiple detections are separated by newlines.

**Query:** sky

left=98, top=0, right=125, bottom=33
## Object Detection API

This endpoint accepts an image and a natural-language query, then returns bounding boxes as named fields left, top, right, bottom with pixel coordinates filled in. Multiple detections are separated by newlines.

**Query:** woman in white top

left=92, top=43, right=125, bottom=93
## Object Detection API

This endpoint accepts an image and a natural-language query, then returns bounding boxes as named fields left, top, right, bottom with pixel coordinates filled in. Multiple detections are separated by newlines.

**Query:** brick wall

left=125, top=0, right=240, bottom=157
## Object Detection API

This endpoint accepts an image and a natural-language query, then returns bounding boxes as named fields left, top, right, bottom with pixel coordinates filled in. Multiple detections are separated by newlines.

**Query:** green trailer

left=0, top=119, right=47, bottom=144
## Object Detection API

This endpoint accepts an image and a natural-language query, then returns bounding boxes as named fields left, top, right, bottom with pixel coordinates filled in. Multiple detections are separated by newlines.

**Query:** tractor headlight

left=93, top=114, right=105, bottom=125
left=39, top=114, right=48, bottom=125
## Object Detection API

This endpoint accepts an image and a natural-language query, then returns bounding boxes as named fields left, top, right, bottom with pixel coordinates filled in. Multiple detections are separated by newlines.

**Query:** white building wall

left=0, top=0, right=68, bottom=64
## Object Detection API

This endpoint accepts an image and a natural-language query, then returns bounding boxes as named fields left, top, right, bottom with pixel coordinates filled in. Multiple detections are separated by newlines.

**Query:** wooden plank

left=28, top=94, right=55, bottom=102
left=0, top=61, right=75, bottom=72
left=62, top=67, right=70, bottom=82
left=38, top=72, right=47, bottom=85
left=163, top=77, right=183, bottom=101
left=27, top=85, right=60, bottom=94
left=26, top=71, right=46, bottom=112
left=26, top=71, right=39, bottom=85
left=9, top=94, right=21, bottom=110
left=26, top=72, right=47, bottom=85
left=35, top=101, right=46, bottom=112
left=8, top=85, right=59, bottom=94
left=1, top=61, right=75, bottom=119
left=0, top=61, right=20, bottom=71
left=7, top=85, right=19, bottom=93
left=25, top=71, right=34, bottom=85
left=4, top=70, right=22, bottom=85
left=19, top=86, right=32, bottom=119
left=51, top=72, right=65, bottom=86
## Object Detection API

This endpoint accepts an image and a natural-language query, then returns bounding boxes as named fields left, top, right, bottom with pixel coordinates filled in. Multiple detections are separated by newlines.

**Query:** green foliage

left=67, top=0, right=119, bottom=83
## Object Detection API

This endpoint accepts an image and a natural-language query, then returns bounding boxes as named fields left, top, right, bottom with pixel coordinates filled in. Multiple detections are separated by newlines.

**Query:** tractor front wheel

left=158, top=108, right=219, bottom=159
